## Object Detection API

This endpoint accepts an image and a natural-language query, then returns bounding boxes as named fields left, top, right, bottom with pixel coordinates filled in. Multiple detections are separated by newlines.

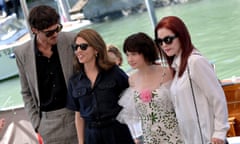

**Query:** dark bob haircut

left=123, top=32, right=159, bottom=64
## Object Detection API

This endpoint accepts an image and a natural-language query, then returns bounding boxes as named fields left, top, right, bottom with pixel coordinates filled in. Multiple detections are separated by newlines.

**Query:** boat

left=0, top=0, right=148, bottom=81
left=0, top=18, right=91, bottom=81
left=0, top=0, right=92, bottom=81
left=0, top=0, right=92, bottom=142
left=0, top=13, right=28, bottom=81
left=69, top=0, right=188, bottom=22
left=0, top=79, right=239, bottom=143
left=1, top=0, right=240, bottom=143
left=221, top=77, right=240, bottom=138
left=0, top=0, right=188, bottom=81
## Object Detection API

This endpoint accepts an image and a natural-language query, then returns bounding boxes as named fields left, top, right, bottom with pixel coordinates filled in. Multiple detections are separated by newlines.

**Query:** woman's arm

left=75, top=112, right=84, bottom=144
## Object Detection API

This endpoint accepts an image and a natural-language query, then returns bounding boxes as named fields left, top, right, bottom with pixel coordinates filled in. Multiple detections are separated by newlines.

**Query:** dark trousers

left=85, top=120, right=134, bottom=144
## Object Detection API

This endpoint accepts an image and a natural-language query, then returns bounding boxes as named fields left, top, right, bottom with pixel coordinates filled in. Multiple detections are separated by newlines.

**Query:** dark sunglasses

left=41, top=24, right=63, bottom=37
left=71, top=43, right=89, bottom=51
left=155, top=35, right=177, bottom=46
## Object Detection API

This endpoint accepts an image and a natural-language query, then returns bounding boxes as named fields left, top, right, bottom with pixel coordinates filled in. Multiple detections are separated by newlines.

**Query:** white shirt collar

left=171, top=53, right=181, bottom=72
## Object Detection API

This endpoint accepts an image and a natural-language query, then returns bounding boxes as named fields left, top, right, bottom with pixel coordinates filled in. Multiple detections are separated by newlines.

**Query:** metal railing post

left=145, top=0, right=157, bottom=30
left=19, top=0, right=32, bottom=37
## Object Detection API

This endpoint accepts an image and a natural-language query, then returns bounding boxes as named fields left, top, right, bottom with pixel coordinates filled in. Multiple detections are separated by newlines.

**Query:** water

left=1, top=0, right=240, bottom=109
left=85, top=0, right=240, bottom=79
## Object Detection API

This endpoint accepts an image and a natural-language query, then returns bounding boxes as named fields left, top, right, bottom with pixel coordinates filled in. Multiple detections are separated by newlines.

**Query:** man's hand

left=0, top=118, right=5, bottom=133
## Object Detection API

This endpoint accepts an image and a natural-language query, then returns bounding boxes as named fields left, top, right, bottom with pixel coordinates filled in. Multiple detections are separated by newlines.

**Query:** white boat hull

left=0, top=48, right=18, bottom=80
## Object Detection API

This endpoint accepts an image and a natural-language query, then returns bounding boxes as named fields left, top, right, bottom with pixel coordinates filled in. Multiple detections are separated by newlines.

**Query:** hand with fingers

left=0, top=118, right=5, bottom=133
left=211, top=137, right=225, bottom=144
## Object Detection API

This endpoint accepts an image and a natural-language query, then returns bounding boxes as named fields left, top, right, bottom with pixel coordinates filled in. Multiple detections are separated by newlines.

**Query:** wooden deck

left=222, top=79, right=240, bottom=137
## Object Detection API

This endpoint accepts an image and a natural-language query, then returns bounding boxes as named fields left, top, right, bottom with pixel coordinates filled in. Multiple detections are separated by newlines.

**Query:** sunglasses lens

left=71, top=44, right=77, bottom=51
left=72, top=43, right=89, bottom=51
left=156, top=35, right=177, bottom=46
left=45, top=32, right=54, bottom=37
left=80, top=44, right=88, bottom=50
left=45, top=24, right=62, bottom=37
left=164, top=37, right=173, bottom=44
left=155, top=39, right=163, bottom=46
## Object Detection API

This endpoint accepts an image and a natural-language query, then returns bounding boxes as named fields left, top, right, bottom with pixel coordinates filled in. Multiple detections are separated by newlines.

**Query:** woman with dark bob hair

left=154, top=16, right=229, bottom=144
left=117, top=32, right=183, bottom=143
left=66, top=29, right=134, bottom=144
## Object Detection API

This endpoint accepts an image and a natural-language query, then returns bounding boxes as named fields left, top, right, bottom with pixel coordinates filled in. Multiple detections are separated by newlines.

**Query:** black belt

left=86, top=118, right=117, bottom=128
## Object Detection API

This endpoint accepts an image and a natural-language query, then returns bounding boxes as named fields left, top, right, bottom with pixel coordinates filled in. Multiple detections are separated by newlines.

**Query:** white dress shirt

left=170, top=50, right=229, bottom=144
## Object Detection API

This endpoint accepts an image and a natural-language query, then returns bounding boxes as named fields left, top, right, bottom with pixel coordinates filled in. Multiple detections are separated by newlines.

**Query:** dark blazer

left=14, top=32, right=76, bottom=131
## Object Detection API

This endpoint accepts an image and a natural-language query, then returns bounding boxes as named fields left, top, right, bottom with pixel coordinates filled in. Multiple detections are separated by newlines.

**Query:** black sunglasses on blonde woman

left=155, top=35, right=177, bottom=46
left=71, top=43, right=89, bottom=51
left=41, top=24, right=63, bottom=37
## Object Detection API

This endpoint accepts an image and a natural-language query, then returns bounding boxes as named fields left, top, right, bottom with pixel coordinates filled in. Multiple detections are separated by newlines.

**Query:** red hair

left=154, top=16, right=195, bottom=77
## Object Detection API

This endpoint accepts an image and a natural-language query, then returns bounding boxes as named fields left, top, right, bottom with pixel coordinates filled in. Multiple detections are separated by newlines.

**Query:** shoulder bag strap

left=187, top=66, right=204, bottom=144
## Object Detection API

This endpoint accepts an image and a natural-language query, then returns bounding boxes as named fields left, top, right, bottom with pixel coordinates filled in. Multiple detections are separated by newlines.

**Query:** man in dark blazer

left=14, top=5, right=78, bottom=144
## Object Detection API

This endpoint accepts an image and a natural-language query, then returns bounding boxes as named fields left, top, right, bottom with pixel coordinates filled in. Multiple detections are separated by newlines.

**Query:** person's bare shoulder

left=164, top=67, right=173, bottom=84
left=155, top=64, right=173, bottom=82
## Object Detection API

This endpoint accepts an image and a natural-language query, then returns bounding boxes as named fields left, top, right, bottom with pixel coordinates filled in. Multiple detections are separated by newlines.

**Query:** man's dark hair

left=28, top=5, right=60, bottom=30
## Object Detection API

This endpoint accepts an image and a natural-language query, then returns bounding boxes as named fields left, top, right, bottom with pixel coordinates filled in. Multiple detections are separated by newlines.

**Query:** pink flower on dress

left=140, top=89, right=152, bottom=103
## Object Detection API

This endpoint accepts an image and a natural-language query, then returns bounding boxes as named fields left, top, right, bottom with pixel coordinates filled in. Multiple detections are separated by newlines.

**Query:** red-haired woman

left=154, top=16, right=229, bottom=144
